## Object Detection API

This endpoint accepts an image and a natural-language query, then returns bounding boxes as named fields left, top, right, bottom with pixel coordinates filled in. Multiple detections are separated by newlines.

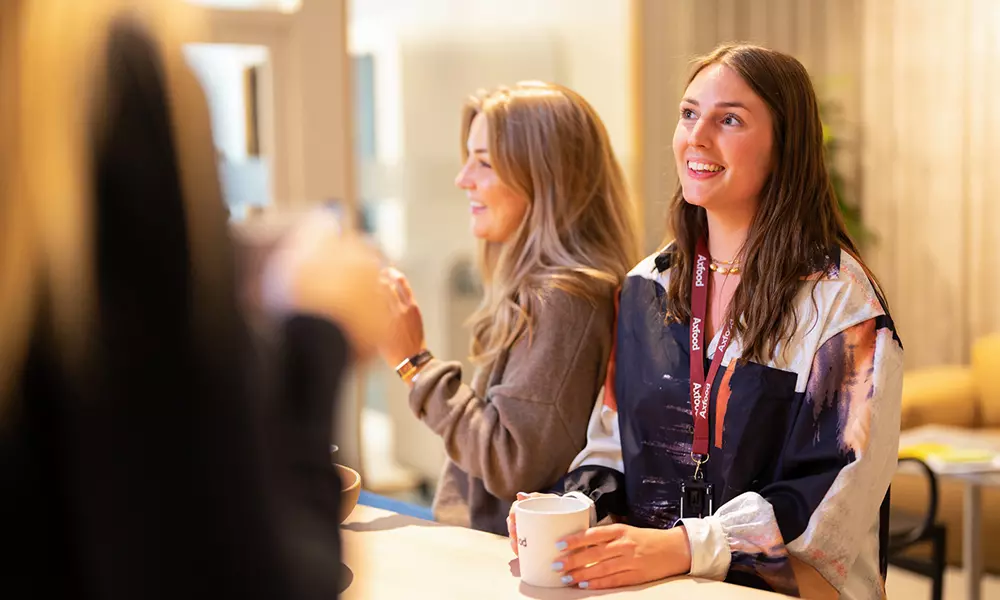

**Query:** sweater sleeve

left=408, top=288, right=614, bottom=500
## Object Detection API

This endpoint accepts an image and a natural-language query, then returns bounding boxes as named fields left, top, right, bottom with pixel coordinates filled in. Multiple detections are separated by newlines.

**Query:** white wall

left=860, top=0, right=1000, bottom=366
left=349, top=0, right=633, bottom=172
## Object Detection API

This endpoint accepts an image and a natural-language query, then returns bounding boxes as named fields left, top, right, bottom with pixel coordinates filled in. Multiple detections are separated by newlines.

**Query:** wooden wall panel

left=634, top=0, right=863, bottom=254
left=966, top=0, right=1000, bottom=342
left=860, top=0, right=1000, bottom=366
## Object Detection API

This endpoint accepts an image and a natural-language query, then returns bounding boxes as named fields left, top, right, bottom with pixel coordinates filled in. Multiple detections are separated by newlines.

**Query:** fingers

left=557, top=523, right=627, bottom=553
left=509, top=493, right=529, bottom=520
left=514, top=492, right=553, bottom=503
left=558, top=537, right=629, bottom=577
left=558, top=557, right=632, bottom=589
left=394, top=269, right=416, bottom=303
left=507, top=514, right=518, bottom=556
left=380, top=268, right=412, bottom=304
left=379, top=268, right=416, bottom=310
left=551, top=525, right=631, bottom=589
left=569, top=568, right=641, bottom=591
left=379, top=270, right=400, bottom=305
left=554, top=534, right=638, bottom=590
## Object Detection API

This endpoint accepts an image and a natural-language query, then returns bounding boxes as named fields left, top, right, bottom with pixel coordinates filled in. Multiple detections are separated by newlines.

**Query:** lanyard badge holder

left=679, top=237, right=731, bottom=520
left=680, top=480, right=713, bottom=520
left=680, top=451, right=713, bottom=519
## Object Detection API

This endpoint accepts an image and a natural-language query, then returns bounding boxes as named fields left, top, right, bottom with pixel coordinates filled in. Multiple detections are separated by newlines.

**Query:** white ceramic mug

left=513, top=496, right=590, bottom=587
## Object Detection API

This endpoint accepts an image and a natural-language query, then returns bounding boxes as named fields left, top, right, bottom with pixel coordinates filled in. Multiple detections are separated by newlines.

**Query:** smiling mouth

left=470, top=201, right=486, bottom=214
left=687, top=161, right=725, bottom=173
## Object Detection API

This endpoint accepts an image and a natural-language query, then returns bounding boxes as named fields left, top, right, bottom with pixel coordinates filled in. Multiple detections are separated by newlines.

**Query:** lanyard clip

left=691, top=452, right=710, bottom=480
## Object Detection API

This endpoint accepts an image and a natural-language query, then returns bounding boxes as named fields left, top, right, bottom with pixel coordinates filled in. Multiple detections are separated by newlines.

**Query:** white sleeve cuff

left=563, top=491, right=597, bottom=527
left=679, top=516, right=731, bottom=580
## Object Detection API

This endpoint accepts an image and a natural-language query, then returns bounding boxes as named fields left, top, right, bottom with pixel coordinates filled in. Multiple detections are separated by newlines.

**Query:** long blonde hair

left=461, top=82, right=640, bottom=367
left=0, top=0, right=222, bottom=414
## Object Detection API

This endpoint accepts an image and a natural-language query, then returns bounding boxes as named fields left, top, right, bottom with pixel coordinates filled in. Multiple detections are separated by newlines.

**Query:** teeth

left=470, top=202, right=485, bottom=208
left=688, top=161, right=723, bottom=172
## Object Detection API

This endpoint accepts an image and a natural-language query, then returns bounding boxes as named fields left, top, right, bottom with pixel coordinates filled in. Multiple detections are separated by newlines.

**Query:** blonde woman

left=379, top=82, right=640, bottom=534
left=1, top=1, right=385, bottom=597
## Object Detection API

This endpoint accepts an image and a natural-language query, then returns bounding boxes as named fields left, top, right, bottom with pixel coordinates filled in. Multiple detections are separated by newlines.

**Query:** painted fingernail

left=578, top=582, right=590, bottom=589
left=555, top=541, right=568, bottom=551
left=561, top=575, right=574, bottom=585
left=551, top=562, right=564, bottom=571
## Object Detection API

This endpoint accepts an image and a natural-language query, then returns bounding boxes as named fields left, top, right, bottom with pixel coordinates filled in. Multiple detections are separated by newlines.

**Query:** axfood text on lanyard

left=689, top=235, right=734, bottom=462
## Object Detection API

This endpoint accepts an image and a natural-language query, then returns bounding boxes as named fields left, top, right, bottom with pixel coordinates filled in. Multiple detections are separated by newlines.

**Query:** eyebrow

left=471, top=148, right=489, bottom=154
left=681, top=98, right=750, bottom=110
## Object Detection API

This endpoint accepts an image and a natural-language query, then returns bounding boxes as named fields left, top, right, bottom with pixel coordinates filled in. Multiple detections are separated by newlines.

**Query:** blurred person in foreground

left=510, top=44, right=902, bottom=597
left=0, top=1, right=384, bottom=598
left=377, top=83, right=641, bottom=534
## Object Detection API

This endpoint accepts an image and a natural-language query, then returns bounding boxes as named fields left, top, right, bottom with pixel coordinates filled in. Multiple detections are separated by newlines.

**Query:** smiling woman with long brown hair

left=378, top=82, right=640, bottom=535
left=512, top=44, right=903, bottom=598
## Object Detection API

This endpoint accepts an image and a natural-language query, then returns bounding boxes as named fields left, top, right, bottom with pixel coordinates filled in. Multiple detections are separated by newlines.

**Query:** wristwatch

left=395, top=349, right=433, bottom=382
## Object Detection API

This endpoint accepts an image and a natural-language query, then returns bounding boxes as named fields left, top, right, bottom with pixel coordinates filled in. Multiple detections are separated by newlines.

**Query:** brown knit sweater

left=407, top=287, right=615, bottom=535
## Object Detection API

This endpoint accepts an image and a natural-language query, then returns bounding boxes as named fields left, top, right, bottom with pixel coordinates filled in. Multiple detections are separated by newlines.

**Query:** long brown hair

left=0, top=0, right=221, bottom=415
left=666, top=43, right=884, bottom=364
left=461, top=82, right=640, bottom=367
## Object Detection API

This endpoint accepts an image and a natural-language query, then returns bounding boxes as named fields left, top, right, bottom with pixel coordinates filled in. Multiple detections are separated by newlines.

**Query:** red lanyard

left=689, top=237, right=732, bottom=459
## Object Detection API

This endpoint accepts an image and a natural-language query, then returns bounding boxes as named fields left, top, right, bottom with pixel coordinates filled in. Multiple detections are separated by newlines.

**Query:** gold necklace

left=709, top=257, right=741, bottom=275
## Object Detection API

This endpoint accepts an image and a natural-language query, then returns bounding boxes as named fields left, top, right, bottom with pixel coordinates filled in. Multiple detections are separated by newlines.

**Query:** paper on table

left=900, top=442, right=1000, bottom=473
